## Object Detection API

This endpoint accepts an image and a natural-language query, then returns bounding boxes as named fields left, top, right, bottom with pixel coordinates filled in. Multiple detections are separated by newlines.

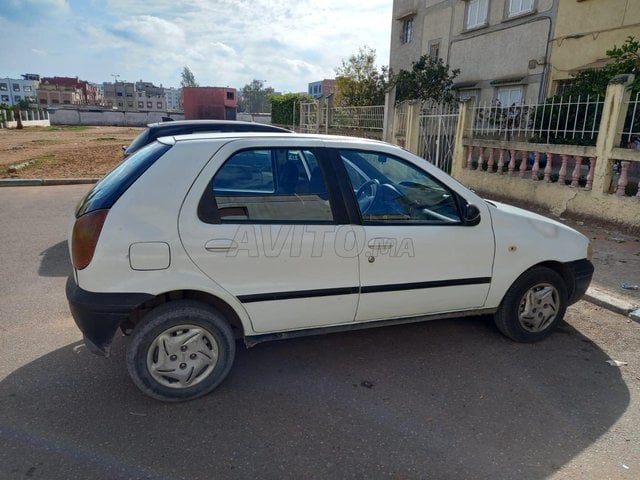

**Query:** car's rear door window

left=201, top=148, right=333, bottom=223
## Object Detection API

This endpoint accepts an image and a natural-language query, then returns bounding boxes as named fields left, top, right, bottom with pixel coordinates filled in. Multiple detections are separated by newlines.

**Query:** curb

left=0, top=178, right=99, bottom=187
left=584, top=286, right=639, bottom=322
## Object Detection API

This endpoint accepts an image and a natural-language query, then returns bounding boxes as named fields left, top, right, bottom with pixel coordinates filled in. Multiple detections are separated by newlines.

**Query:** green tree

left=271, top=93, right=312, bottom=126
left=335, top=46, right=390, bottom=106
left=239, top=79, right=275, bottom=113
left=532, top=36, right=640, bottom=145
left=180, top=66, right=199, bottom=88
left=393, top=54, right=460, bottom=105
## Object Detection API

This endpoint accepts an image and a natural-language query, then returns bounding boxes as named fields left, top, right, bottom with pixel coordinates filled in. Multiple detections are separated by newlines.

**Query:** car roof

left=146, top=119, right=290, bottom=130
left=162, top=131, right=389, bottom=146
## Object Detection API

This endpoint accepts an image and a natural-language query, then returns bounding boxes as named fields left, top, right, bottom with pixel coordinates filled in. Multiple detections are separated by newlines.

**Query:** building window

left=147, top=102, right=152, bottom=108
left=23, top=86, right=32, bottom=92
left=14, top=95, right=21, bottom=101
left=508, top=0, right=534, bottom=17
left=138, top=101, right=144, bottom=108
left=157, top=102, right=162, bottom=109
left=226, top=91, right=235, bottom=100
left=1, top=95, right=9, bottom=102
left=496, top=85, right=524, bottom=107
left=401, top=17, right=414, bottom=44
left=466, top=0, right=489, bottom=29
left=128, top=101, right=134, bottom=107
left=117, top=92, right=123, bottom=96
left=12, top=84, right=21, bottom=92
left=429, top=41, right=441, bottom=60
left=52, top=99, right=59, bottom=104
left=0, top=83, right=7, bottom=91
left=39, top=98, right=47, bottom=104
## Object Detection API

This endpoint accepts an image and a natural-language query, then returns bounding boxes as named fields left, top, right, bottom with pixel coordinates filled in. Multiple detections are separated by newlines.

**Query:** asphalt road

left=0, top=185, right=638, bottom=480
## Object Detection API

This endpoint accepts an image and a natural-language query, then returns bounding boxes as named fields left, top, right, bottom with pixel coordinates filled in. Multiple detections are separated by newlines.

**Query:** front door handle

left=205, top=239, right=238, bottom=252
left=367, top=238, right=395, bottom=250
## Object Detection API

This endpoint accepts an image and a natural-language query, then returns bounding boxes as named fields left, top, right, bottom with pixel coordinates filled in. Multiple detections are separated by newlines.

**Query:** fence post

left=405, top=101, right=421, bottom=155
left=592, top=74, right=634, bottom=194
left=451, top=99, right=474, bottom=179
left=383, top=89, right=395, bottom=142
left=326, top=95, right=334, bottom=134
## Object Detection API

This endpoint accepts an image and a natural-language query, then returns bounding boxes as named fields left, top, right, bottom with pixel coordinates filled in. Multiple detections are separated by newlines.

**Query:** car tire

left=126, top=300, right=236, bottom=402
left=494, top=267, right=568, bottom=343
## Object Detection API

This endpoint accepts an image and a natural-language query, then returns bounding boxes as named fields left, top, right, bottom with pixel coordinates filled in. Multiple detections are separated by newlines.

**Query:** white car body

left=66, top=133, right=593, bottom=401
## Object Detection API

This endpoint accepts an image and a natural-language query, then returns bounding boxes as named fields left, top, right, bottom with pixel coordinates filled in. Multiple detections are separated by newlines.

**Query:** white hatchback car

left=66, top=133, right=593, bottom=401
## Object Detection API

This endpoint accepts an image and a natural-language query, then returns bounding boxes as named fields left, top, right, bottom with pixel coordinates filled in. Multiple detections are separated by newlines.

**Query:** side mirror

left=463, top=204, right=481, bottom=226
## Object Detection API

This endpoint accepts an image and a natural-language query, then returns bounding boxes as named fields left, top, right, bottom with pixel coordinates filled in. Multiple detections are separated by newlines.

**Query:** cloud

left=0, top=0, right=392, bottom=92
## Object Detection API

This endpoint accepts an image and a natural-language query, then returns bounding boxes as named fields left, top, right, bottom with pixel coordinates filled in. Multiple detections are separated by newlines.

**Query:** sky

left=0, top=0, right=392, bottom=93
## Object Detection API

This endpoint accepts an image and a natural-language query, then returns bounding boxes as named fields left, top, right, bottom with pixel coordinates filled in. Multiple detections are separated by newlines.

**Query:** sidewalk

left=566, top=217, right=640, bottom=318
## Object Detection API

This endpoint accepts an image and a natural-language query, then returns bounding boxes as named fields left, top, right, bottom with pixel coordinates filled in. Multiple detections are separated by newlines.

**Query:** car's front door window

left=339, top=150, right=461, bottom=224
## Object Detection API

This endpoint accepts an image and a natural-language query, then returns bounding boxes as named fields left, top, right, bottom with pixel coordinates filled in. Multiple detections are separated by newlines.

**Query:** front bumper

left=567, top=259, right=594, bottom=305
left=66, top=276, right=153, bottom=356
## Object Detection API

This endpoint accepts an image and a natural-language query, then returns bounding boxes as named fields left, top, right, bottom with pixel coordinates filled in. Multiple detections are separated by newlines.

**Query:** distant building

left=136, top=81, right=166, bottom=111
left=38, top=76, right=102, bottom=105
left=182, top=87, right=237, bottom=120
left=0, top=75, right=39, bottom=106
left=308, top=79, right=338, bottom=99
left=102, top=80, right=167, bottom=111
left=164, top=87, right=182, bottom=111
left=103, top=81, right=136, bottom=110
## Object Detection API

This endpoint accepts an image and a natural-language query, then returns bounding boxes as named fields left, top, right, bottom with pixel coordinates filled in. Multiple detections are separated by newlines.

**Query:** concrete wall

left=549, top=0, right=640, bottom=94
left=49, top=109, right=184, bottom=126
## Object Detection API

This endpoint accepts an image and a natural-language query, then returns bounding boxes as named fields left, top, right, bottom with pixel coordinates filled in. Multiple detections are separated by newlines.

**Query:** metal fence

left=418, top=102, right=459, bottom=173
left=470, top=96, right=605, bottom=144
left=621, top=91, right=640, bottom=146
left=329, top=105, right=384, bottom=130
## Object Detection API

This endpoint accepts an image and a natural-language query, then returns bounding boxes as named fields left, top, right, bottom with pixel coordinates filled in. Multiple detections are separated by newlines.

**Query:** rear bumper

left=66, top=276, right=153, bottom=356
left=567, top=259, right=594, bottom=305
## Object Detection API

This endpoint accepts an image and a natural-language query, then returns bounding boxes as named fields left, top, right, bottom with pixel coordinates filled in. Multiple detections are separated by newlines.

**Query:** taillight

left=71, top=209, right=109, bottom=270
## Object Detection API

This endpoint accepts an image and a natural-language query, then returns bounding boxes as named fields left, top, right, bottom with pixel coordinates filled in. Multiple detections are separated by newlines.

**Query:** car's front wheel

left=494, top=267, right=568, bottom=342
left=126, top=300, right=236, bottom=402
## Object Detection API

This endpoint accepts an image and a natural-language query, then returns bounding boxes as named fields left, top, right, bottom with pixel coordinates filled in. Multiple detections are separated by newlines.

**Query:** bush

left=271, top=93, right=312, bottom=126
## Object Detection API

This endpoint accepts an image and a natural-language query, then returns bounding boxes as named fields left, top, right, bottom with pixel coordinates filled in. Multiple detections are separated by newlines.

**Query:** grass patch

left=93, top=137, right=117, bottom=141
left=6, top=154, right=54, bottom=173
left=46, top=125, right=91, bottom=132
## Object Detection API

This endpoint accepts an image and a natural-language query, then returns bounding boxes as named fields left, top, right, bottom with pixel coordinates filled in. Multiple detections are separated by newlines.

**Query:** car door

left=333, top=148, right=495, bottom=322
left=179, top=139, right=360, bottom=334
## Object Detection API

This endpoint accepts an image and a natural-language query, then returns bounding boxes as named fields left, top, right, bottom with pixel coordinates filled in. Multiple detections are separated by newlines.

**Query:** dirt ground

left=0, top=126, right=140, bottom=178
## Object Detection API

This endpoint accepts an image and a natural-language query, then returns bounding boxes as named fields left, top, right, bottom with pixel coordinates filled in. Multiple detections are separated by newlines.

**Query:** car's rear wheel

left=494, top=267, right=568, bottom=342
left=126, top=300, right=235, bottom=402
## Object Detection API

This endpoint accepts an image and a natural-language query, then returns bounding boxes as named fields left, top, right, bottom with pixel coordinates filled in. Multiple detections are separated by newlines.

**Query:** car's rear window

left=76, top=141, right=171, bottom=217
left=124, top=128, right=150, bottom=155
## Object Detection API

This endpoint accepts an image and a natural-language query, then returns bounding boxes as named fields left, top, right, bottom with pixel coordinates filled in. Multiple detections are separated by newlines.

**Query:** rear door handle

left=205, top=239, right=238, bottom=252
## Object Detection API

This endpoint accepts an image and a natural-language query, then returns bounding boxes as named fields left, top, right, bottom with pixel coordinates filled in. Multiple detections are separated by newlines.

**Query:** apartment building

left=103, top=81, right=167, bottom=111
left=0, top=74, right=39, bottom=106
left=164, top=87, right=182, bottom=111
left=308, top=79, right=338, bottom=99
left=549, top=0, right=640, bottom=96
left=390, top=0, right=558, bottom=105
left=38, top=76, right=102, bottom=105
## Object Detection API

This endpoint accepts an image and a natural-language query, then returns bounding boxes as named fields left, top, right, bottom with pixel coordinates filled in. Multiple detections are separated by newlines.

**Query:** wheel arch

left=125, top=290, right=247, bottom=339
left=530, top=260, right=576, bottom=300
